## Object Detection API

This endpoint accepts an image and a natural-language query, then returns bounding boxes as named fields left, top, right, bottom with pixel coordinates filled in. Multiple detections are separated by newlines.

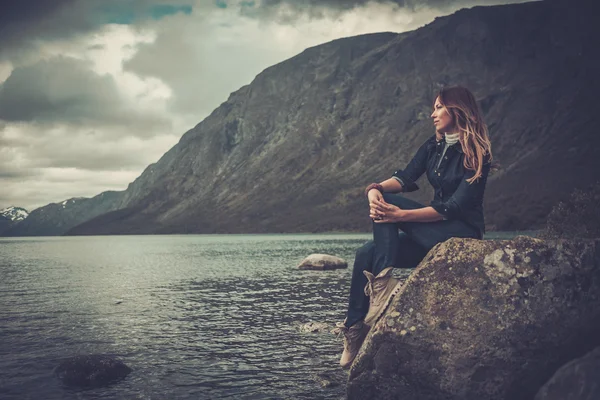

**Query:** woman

left=335, top=86, right=493, bottom=369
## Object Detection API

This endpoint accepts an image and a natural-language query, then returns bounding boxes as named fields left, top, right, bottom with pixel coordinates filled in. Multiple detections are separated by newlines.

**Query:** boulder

left=54, top=355, right=132, bottom=387
left=539, top=181, right=600, bottom=240
left=297, top=254, right=348, bottom=270
left=535, top=346, right=600, bottom=400
left=348, top=236, right=600, bottom=400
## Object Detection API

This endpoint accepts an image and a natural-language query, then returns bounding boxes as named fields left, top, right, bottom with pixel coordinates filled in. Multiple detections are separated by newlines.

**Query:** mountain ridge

left=4, top=0, right=598, bottom=236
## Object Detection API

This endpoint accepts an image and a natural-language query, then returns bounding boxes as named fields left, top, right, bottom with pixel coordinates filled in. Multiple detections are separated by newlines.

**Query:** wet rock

left=299, top=322, right=331, bottom=333
left=313, top=372, right=343, bottom=388
left=54, top=355, right=132, bottom=387
left=297, top=254, right=347, bottom=270
left=535, top=347, right=600, bottom=400
left=348, top=236, right=600, bottom=400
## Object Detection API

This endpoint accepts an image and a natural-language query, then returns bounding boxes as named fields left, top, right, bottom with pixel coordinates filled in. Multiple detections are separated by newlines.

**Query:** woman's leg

left=371, top=194, right=429, bottom=273
left=345, top=241, right=375, bottom=327
left=372, top=191, right=477, bottom=265
left=345, top=233, right=426, bottom=327
left=381, top=193, right=480, bottom=249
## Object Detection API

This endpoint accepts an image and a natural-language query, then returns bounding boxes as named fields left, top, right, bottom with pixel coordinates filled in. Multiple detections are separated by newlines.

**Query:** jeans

left=345, top=193, right=480, bottom=327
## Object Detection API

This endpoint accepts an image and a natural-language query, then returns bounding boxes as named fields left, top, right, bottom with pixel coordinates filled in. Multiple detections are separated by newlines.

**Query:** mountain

left=0, top=206, right=29, bottom=235
left=1, top=206, right=29, bottom=222
left=6, top=0, right=600, bottom=236
left=3, top=192, right=123, bottom=237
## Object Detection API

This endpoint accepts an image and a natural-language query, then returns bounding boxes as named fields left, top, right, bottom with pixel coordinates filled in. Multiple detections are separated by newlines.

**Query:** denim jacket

left=392, top=135, right=490, bottom=238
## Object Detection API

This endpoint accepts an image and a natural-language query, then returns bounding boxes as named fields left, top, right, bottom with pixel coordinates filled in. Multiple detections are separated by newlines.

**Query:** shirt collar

left=432, top=134, right=464, bottom=153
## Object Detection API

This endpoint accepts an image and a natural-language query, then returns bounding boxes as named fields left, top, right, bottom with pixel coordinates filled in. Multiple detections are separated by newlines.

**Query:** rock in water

left=54, top=355, right=132, bottom=387
left=299, top=322, right=331, bottom=333
left=348, top=236, right=600, bottom=400
left=297, top=254, right=347, bottom=270
left=535, top=347, right=600, bottom=400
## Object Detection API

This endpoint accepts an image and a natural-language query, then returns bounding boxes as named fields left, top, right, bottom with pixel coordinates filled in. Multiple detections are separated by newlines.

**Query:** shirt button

left=437, top=172, right=441, bottom=176
left=445, top=156, right=448, bottom=159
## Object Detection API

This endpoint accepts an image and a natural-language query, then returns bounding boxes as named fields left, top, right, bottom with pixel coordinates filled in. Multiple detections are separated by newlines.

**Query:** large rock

left=298, top=254, right=348, bottom=270
left=540, top=182, right=600, bottom=240
left=535, top=346, right=600, bottom=400
left=54, top=355, right=132, bottom=387
left=348, top=236, right=600, bottom=400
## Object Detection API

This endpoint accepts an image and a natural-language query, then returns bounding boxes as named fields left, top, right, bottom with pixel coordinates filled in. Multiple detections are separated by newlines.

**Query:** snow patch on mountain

left=0, top=207, right=29, bottom=222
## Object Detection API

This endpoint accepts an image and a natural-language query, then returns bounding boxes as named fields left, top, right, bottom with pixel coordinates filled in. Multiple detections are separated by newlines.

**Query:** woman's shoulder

left=423, top=134, right=438, bottom=151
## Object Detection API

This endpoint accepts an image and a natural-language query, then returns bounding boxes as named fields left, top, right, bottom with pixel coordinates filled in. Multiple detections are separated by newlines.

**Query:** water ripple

left=0, top=234, right=370, bottom=399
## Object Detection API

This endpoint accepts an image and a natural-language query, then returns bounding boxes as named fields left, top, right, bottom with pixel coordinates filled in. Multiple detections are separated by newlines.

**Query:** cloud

left=124, top=1, right=433, bottom=119
left=0, top=57, right=120, bottom=123
left=0, top=0, right=194, bottom=62
left=0, top=0, right=534, bottom=62
left=0, top=122, right=180, bottom=210
left=0, top=122, right=179, bottom=172
left=237, top=0, right=534, bottom=21
left=0, top=0, right=536, bottom=211
left=0, top=56, right=172, bottom=132
left=0, top=168, right=139, bottom=212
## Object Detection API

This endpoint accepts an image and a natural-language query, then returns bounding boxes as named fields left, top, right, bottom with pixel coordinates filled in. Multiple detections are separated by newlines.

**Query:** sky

left=0, top=0, right=534, bottom=212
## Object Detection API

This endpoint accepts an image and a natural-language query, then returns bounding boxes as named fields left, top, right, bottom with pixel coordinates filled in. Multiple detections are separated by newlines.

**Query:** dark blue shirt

left=393, top=135, right=490, bottom=238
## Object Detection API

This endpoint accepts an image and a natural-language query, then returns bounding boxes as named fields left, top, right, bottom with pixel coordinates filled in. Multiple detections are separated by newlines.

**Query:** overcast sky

left=0, top=0, right=534, bottom=212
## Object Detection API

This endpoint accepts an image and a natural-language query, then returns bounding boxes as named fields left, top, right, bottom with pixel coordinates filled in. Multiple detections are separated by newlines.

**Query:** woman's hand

left=370, top=198, right=407, bottom=223
left=367, top=188, right=383, bottom=204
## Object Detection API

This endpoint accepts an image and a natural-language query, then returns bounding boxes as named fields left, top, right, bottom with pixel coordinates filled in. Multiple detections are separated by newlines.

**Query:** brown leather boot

left=332, top=320, right=370, bottom=369
left=363, top=267, right=403, bottom=327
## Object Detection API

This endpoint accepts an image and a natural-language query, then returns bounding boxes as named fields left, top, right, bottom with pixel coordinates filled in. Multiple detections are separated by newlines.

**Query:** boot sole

left=365, top=279, right=404, bottom=327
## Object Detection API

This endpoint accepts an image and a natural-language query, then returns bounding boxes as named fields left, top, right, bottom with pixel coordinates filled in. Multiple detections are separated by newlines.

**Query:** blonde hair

left=436, top=86, right=493, bottom=183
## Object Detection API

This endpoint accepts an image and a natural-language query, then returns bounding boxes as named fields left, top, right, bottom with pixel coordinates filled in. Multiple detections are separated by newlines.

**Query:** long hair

left=436, top=86, right=493, bottom=183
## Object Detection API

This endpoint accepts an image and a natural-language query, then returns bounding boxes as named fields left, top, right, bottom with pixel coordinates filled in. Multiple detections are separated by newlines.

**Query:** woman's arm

left=391, top=137, right=432, bottom=193
left=379, top=177, right=403, bottom=193
left=430, top=162, right=491, bottom=220
left=370, top=199, right=444, bottom=223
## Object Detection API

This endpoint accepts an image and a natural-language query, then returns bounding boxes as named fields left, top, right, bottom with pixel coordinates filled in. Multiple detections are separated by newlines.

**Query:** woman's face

left=431, top=97, right=454, bottom=133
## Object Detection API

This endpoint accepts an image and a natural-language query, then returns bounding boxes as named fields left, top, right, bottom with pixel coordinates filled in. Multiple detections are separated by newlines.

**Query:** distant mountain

left=0, top=215, right=10, bottom=235
left=0, top=206, right=29, bottom=235
left=1, top=206, right=29, bottom=222
left=3, top=192, right=123, bottom=237
left=5, top=0, right=599, bottom=236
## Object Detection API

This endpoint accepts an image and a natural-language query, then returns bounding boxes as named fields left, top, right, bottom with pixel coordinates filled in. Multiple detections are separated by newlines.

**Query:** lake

left=0, top=232, right=528, bottom=399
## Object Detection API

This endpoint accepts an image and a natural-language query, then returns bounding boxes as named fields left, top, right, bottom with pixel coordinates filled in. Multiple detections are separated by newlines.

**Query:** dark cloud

left=0, top=57, right=118, bottom=123
left=0, top=0, right=536, bottom=58
left=0, top=0, right=94, bottom=61
left=0, top=0, right=192, bottom=61
left=258, top=0, right=530, bottom=8
left=0, top=167, right=41, bottom=180
left=0, top=0, right=77, bottom=21
left=0, top=56, right=170, bottom=132
left=243, top=0, right=533, bottom=19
